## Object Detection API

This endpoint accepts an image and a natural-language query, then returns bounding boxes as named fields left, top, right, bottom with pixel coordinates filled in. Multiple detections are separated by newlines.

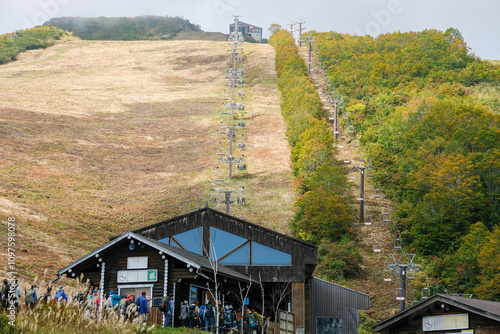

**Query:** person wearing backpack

left=25, top=284, right=38, bottom=309
left=180, top=300, right=189, bottom=327
left=10, top=280, right=23, bottom=311
left=54, top=285, right=67, bottom=303
left=161, top=293, right=174, bottom=328
left=1, top=279, right=10, bottom=311
left=188, top=300, right=200, bottom=328
left=204, top=301, right=215, bottom=332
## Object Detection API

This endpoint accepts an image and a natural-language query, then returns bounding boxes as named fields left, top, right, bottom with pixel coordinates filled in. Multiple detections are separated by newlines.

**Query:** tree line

left=269, top=30, right=361, bottom=282
left=44, top=16, right=201, bottom=41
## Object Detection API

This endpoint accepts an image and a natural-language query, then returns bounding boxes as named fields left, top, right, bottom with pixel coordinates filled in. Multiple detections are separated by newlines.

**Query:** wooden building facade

left=58, top=208, right=318, bottom=330
left=229, top=21, right=263, bottom=42
left=373, top=294, right=500, bottom=334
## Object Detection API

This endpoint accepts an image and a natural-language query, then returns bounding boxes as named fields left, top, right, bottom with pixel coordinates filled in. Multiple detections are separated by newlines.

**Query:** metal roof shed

left=310, top=277, right=370, bottom=334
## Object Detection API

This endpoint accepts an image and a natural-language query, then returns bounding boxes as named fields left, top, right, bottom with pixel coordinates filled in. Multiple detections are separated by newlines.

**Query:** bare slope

left=0, top=37, right=294, bottom=278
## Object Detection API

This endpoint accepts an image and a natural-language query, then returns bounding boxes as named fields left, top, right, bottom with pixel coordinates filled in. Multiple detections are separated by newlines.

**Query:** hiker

left=247, top=309, right=259, bottom=334
left=122, top=295, right=136, bottom=321
left=217, top=300, right=226, bottom=333
left=84, top=289, right=99, bottom=319
left=10, top=280, right=23, bottom=311
left=42, top=286, right=52, bottom=303
left=54, top=285, right=68, bottom=303
left=136, top=291, right=149, bottom=323
left=199, top=301, right=206, bottom=329
left=161, top=293, right=174, bottom=328
left=204, top=301, right=215, bottom=332
left=1, top=279, right=10, bottom=311
left=180, top=300, right=189, bottom=327
left=105, top=290, right=114, bottom=308
left=25, top=284, right=38, bottom=309
left=188, top=300, right=200, bottom=328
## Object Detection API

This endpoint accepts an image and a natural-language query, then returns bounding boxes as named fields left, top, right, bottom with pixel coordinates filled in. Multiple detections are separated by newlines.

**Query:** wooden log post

left=292, top=282, right=306, bottom=334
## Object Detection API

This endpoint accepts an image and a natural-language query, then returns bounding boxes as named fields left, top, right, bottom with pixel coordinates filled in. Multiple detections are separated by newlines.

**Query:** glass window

left=252, top=242, right=292, bottom=265
left=210, top=227, right=247, bottom=260
left=173, top=227, right=203, bottom=254
left=158, top=237, right=169, bottom=244
left=220, top=243, right=250, bottom=265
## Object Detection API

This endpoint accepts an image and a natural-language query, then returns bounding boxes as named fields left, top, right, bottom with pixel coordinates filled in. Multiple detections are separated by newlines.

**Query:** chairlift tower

left=306, top=36, right=314, bottom=74
left=353, top=157, right=372, bottom=224
left=386, top=252, right=419, bottom=312
left=295, top=19, right=306, bottom=47
left=219, top=123, right=246, bottom=179
left=212, top=188, right=245, bottom=215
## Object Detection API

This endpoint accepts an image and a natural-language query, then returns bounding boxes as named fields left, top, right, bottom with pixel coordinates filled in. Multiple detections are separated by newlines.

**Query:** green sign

left=147, top=270, right=157, bottom=282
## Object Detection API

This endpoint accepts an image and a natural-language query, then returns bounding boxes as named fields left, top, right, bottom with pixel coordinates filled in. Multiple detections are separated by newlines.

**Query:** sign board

left=422, top=314, right=468, bottom=332
left=117, top=269, right=158, bottom=283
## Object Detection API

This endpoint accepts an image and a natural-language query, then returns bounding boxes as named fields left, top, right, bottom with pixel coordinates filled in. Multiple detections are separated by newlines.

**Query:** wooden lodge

left=373, top=294, right=500, bottom=334
left=58, top=207, right=369, bottom=333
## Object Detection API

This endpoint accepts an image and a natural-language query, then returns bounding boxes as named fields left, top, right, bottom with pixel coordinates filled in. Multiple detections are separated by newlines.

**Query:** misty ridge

left=43, top=16, right=219, bottom=41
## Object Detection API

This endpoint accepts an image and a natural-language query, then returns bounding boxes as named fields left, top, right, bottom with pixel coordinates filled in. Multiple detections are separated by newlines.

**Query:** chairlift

left=383, top=208, right=391, bottom=223
left=353, top=139, right=360, bottom=148
left=214, top=166, right=225, bottom=183
left=396, top=288, right=405, bottom=301
left=383, top=268, right=393, bottom=282
left=237, top=122, right=246, bottom=128
left=394, top=231, right=402, bottom=250
left=237, top=164, right=246, bottom=171
left=364, top=214, right=372, bottom=226
left=237, top=141, right=246, bottom=149
left=217, top=142, right=227, bottom=156
left=421, top=281, right=431, bottom=300
left=373, top=238, right=382, bottom=253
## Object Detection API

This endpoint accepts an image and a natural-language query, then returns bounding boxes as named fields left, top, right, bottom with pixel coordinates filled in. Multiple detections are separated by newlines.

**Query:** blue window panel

left=210, top=227, right=247, bottom=260
left=220, top=243, right=250, bottom=265
left=252, top=242, right=292, bottom=265
left=173, top=227, right=203, bottom=254
left=158, top=237, right=170, bottom=245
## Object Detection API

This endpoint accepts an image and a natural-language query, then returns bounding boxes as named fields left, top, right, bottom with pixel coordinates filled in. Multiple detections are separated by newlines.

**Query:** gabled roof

left=130, top=207, right=317, bottom=251
left=59, top=231, right=254, bottom=283
left=372, top=294, right=500, bottom=333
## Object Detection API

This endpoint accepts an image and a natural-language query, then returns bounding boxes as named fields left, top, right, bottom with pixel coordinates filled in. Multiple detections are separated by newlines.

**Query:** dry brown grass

left=0, top=37, right=294, bottom=278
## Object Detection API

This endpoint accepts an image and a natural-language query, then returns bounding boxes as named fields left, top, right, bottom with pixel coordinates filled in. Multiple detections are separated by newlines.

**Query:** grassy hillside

left=44, top=16, right=228, bottom=41
left=0, top=36, right=294, bottom=279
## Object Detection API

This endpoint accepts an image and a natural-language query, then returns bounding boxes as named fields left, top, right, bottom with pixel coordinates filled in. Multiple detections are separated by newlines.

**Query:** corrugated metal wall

left=310, top=277, right=370, bottom=334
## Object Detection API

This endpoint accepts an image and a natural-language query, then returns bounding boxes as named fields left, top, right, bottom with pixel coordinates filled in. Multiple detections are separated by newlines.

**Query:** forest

left=306, top=28, right=500, bottom=300
left=44, top=16, right=202, bottom=41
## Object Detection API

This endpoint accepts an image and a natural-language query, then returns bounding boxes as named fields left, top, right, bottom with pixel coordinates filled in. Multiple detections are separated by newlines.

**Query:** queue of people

left=171, top=298, right=265, bottom=334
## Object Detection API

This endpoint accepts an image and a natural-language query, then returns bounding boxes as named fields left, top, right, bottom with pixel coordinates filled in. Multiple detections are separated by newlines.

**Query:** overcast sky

left=1, top=0, right=499, bottom=59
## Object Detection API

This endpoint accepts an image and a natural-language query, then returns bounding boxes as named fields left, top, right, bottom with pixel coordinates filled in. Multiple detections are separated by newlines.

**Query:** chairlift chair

left=394, top=232, right=402, bottom=250
left=373, top=238, right=382, bottom=253
left=383, top=268, right=393, bottom=282
left=396, top=288, right=405, bottom=301
left=364, top=214, right=372, bottom=226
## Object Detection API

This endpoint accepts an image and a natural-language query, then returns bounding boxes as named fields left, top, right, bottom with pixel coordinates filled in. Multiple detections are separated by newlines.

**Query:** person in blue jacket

left=137, top=291, right=149, bottom=323
left=55, top=285, right=68, bottom=303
